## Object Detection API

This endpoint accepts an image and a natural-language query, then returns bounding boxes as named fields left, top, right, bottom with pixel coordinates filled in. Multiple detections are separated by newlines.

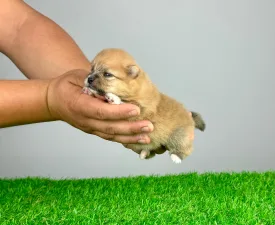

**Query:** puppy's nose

left=87, top=76, right=95, bottom=84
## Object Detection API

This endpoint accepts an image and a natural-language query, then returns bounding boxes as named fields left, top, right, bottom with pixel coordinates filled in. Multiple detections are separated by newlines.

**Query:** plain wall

left=0, top=0, right=274, bottom=178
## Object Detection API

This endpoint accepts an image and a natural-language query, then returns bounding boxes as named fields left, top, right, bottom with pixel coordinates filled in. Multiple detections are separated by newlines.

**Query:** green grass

left=0, top=172, right=274, bottom=225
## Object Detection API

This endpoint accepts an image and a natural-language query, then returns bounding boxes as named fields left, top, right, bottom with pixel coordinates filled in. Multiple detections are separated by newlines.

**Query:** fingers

left=92, top=131, right=151, bottom=144
left=78, top=94, right=141, bottom=120
left=77, top=115, right=153, bottom=144
left=86, top=119, right=154, bottom=136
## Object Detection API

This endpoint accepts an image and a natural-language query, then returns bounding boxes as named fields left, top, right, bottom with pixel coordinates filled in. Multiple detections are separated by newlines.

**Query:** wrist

left=45, top=78, right=62, bottom=121
left=44, top=79, right=59, bottom=121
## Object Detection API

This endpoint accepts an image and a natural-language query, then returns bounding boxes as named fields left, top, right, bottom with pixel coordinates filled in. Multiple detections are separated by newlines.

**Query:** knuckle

left=88, top=130, right=96, bottom=135
left=105, top=126, right=116, bottom=135
left=78, top=124, right=91, bottom=133
left=67, top=97, right=80, bottom=114
left=96, top=107, right=105, bottom=120
left=92, top=131, right=115, bottom=142
left=130, top=125, right=140, bottom=134
left=67, top=100, right=75, bottom=112
left=102, top=133, right=115, bottom=141
left=76, top=119, right=89, bottom=130
left=76, top=119, right=96, bottom=134
left=77, top=121, right=85, bottom=129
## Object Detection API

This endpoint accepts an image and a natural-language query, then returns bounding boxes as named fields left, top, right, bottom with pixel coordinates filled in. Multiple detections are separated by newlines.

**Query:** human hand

left=46, top=69, right=153, bottom=144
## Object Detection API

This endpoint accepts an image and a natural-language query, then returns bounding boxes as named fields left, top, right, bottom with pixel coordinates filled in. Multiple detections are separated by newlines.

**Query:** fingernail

left=138, top=139, right=147, bottom=144
left=141, top=123, right=154, bottom=132
left=141, top=127, right=150, bottom=132
left=137, top=134, right=148, bottom=144
left=128, top=109, right=139, bottom=117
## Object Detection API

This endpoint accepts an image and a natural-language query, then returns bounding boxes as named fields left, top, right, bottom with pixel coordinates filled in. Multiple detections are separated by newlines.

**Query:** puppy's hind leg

left=169, top=144, right=193, bottom=164
left=166, top=127, right=194, bottom=164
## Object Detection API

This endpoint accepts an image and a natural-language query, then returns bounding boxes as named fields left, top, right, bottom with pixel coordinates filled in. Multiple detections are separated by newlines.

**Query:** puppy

left=83, top=48, right=205, bottom=163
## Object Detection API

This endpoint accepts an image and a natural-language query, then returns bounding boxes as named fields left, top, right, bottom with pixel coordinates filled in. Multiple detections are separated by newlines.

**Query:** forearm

left=0, top=79, right=55, bottom=127
left=0, top=0, right=91, bottom=79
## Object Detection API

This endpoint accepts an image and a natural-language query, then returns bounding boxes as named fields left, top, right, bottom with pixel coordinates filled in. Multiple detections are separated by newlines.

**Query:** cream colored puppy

left=83, top=48, right=205, bottom=163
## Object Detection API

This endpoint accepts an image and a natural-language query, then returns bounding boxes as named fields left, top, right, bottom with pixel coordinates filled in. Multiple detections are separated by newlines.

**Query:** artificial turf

left=0, top=172, right=274, bottom=225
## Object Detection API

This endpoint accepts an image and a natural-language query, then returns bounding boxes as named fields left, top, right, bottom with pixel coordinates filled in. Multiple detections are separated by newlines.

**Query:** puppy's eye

left=104, top=72, right=114, bottom=78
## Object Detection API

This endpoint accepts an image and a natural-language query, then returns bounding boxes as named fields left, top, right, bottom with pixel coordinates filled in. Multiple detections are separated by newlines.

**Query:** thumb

left=64, top=69, right=91, bottom=88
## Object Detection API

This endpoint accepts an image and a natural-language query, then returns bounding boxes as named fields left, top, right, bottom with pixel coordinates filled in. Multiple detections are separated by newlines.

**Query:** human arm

left=0, top=0, right=91, bottom=79
left=0, top=0, right=153, bottom=144
left=0, top=79, right=52, bottom=127
left=0, top=69, right=152, bottom=144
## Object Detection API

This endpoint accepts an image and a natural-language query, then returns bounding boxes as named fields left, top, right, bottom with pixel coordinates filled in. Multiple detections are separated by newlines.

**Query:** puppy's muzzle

left=85, top=73, right=106, bottom=96
left=86, top=73, right=97, bottom=89
left=87, top=75, right=95, bottom=85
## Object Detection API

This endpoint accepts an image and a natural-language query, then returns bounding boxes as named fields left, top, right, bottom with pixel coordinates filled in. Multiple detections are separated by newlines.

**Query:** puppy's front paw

left=139, top=150, right=156, bottom=160
left=82, top=87, right=91, bottom=95
left=170, top=154, right=182, bottom=164
left=105, top=93, right=121, bottom=104
left=82, top=87, right=95, bottom=96
left=139, top=150, right=148, bottom=159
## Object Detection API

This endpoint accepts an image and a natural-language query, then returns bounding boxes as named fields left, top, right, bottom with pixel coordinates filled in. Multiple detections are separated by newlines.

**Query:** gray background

left=0, top=0, right=274, bottom=178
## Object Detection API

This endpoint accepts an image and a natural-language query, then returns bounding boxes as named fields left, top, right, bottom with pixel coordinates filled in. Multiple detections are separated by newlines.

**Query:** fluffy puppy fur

left=83, top=48, right=205, bottom=163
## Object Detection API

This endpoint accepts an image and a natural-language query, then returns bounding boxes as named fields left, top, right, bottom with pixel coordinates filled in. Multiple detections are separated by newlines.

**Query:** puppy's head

left=84, top=48, right=145, bottom=101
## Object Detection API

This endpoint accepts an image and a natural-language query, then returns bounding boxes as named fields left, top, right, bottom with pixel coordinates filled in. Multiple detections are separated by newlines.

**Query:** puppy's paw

left=105, top=93, right=121, bottom=104
left=82, top=87, right=96, bottom=96
left=170, top=154, right=182, bottom=164
left=139, top=150, right=155, bottom=160
left=139, top=150, right=148, bottom=160
left=82, top=87, right=91, bottom=95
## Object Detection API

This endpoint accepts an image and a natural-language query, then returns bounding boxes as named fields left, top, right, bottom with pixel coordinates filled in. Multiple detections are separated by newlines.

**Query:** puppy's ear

left=126, top=65, right=139, bottom=78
